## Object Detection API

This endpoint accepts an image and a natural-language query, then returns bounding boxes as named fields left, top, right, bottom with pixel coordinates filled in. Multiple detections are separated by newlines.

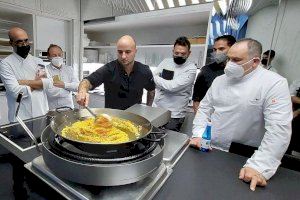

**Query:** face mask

left=14, top=45, right=30, bottom=59
left=51, top=57, right=64, bottom=67
left=173, top=56, right=187, bottom=65
left=224, top=58, right=255, bottom=79
left=261, top=58, right=268, bottom=65
left=212, top=52, right=228, bottom=64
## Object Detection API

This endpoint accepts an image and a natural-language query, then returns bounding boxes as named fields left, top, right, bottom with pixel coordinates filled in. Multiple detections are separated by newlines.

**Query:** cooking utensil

left=15, top=92, right=40, bottom=152
left=49, top=108, right=166, bottom=153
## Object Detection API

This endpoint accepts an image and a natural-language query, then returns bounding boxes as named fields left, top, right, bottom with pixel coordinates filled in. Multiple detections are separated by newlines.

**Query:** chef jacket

left=0, top=53, right=51, bottom=122
left=192, top=66, right=292, bottom=180
left=153, top=58, right=197, bottom=118
left=45, top=63, right=79, bottom=110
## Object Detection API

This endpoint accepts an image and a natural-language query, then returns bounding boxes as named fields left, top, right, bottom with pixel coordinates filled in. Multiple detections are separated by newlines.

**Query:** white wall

left=271, top=0, right=300, bottom=83
left=245, top=0, right=300, bottom=83
left=36, top=16, right=68, bottom=51
left=246, top=5, right=278, bottom=52
left=87, top=24, right=208, bottom=45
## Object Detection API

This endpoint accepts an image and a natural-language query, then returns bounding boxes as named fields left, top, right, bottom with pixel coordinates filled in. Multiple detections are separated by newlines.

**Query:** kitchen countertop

left=154, top=148, right=300, bottom=200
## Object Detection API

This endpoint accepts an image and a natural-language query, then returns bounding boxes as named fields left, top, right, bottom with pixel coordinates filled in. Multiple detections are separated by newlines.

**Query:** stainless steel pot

left=49, top=108, right=165, bottom=154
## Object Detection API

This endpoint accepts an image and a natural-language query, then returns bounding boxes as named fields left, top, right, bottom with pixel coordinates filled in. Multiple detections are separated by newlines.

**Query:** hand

left=189, top=137, right=201, bottom=149
left=53, top=81, right=65, bottom=88
left=293, top=109, right=300, bottom=118
left=35, top=70, right=47, bottom=80
left=239, top=167, right=267, bottom=191
left=18, top=80, right=28, bottom=85
left=76, top=91, right=89, bottom=107
left=193, top=101, right=200, bottom=113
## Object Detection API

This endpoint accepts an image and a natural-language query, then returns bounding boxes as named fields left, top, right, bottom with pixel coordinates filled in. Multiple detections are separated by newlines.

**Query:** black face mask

left=261, top=58, right=268, bottom=65
left=14, top=45, right=30, bottom=59
left=173, top=56, right=187, bottom=65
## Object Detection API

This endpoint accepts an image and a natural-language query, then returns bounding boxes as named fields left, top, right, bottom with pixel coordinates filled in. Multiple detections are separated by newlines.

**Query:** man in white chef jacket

left=0, top=27, right=50, bottom=122
left=45, top=44, right=79, bottom=110
left=190, top=38, right=292, bottom=191
left=152, top=36, right=197, bottom=131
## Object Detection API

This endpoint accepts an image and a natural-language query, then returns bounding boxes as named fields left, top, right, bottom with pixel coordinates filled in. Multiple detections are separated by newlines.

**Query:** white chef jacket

left=192, top=66, right=292, bottom=180
left=0, top=53, right=51, bottom=122
left=289, top=79, right=300, bottom=96
left=45, top=63, right=79, bottom=110
left=153, top=58, right=197, bottom=118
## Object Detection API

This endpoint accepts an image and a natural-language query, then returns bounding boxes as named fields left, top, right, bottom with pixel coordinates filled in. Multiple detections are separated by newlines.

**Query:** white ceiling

left=84, top=3, right=212, bottom=32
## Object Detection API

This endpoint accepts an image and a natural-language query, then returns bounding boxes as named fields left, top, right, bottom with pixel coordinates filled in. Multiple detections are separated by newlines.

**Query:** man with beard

left=192, top=35, right=236, bottom=112
left=0, top=27, right=50, bottom=122
left=77, top=35, right=155, bottom=109
left=152, top=36, right=197, bottom=131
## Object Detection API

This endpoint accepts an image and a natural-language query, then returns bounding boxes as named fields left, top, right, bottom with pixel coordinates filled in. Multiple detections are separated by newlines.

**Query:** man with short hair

left=0, top=27, right=50, bottom=122
left=152, top=36, right=197, bottom=132
left=192, top=35, right=236, bottom=112
left=77, top=35, right=155, bottom=109
left=45, top=44, right=79, bottom=110
left=261, top=49, right=277, bottom=73
left=190, top=38, right=292, bottom=191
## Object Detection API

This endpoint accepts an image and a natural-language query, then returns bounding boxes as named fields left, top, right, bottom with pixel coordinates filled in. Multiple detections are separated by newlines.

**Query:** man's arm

left=0, top=61, right=31, bottom=99
left=64, top=67, right=80, bottom=92
left=192, top=70, right=208, bottom=112
left=291, top=96, right=300, bottom=104
left=146, top=90, right=155, bottom=106
left=242, top=79, right=292, bottom=187
left=76, top=79, right=92, bottom=106
left=18, top=79, right=43, bottom=90
left=190, top=86, right=214, bottom=148
left=154, top=65, right=197, bottom=93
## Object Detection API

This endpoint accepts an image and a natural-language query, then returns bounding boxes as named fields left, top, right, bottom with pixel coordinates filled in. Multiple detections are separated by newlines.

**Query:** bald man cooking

left=77, top=35, right=155, bottom=109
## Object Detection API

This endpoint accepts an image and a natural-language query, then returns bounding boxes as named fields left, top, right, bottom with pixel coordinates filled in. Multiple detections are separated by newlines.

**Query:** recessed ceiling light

left=156, top=0, right=164, bottom=9
left=145, top=0, right=155, bottom=11
left=167, top=0, right=175, bottom=8
left=178, top=0, right=186, bottom=6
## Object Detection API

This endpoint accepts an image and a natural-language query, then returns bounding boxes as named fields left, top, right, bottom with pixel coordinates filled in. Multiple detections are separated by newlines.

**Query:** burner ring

left=46, top=128, right=163, bottom=164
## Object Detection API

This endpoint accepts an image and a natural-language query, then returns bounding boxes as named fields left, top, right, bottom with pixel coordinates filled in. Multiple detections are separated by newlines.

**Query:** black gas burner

left=45, top=127, right=165, bottom=164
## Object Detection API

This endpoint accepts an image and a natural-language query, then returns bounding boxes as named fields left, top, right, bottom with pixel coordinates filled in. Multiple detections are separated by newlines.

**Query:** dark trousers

left=164, top=117, right=185, bottom=132
left=287, top=115, right=300, bottom=153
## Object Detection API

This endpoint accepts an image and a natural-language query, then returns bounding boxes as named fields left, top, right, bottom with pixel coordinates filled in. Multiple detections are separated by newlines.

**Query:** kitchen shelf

left=0, top=38, right=10, bottom=46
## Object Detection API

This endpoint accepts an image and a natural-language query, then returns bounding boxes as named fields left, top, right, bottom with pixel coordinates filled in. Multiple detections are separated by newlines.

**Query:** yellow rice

left=61, top=117, right=140, bottom=144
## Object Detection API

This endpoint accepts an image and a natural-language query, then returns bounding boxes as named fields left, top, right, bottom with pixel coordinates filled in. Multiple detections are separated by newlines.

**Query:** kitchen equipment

left=39, top=124, right=165, bottom=186
left=50, top=108, right=166, bottom=155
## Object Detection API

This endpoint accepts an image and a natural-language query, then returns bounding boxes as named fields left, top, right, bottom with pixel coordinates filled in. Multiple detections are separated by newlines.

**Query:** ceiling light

left=167, top=0, right=175, bottom=8
left=156, top=0, right=164, bottom=9
left=191, top=0, right=200, bottom=4
left=145, top=0, right=155, bottom=11
left=205, top=0, right=214, bottom=2
left=178, top=0, right=186, bottom=6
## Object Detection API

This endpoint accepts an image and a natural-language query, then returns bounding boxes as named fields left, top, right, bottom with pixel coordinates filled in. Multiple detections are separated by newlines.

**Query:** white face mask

left=51, top=57, right=63, bottom=68
left=224, top=58, right=255, bottom=79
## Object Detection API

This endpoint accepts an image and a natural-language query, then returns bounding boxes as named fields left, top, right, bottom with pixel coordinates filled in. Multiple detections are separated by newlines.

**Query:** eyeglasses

left=12, top=39, right=29, bottom=46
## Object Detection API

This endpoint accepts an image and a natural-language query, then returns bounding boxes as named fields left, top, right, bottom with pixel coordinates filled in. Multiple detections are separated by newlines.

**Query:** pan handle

left=143, top=129, right=167, bottom=142
left=56, top=106, right=73, bottom=113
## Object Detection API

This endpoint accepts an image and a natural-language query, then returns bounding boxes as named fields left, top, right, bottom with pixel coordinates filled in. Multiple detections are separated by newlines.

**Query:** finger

left=85, top=93, right=90, bottom=107
left=250, top=176, right=258, bottom=191
left=257, top=176, right=267, bottom=187
left=239, top=168, right=245, bottom=179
